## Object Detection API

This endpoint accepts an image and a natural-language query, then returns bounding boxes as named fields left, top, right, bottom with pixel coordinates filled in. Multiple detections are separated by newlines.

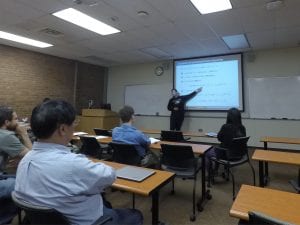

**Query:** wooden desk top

left=260, top=136, right=300, bottom=145
left=150, top=141, right=212, bottom=155
left=74, top=136, right=212, bottom=155
left=252, top=149, right=300, bottom=166
left=141, top=129, right=207, bottom=137
left=90, top=159, right=175, bottom=196
left=230, top=185, right=300, bottom=224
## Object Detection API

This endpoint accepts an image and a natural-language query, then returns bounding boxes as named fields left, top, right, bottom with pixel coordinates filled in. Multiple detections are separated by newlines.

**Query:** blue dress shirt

left=112, top=124, right=150, bottom=157
left=15, top=142, right=116, bottom=225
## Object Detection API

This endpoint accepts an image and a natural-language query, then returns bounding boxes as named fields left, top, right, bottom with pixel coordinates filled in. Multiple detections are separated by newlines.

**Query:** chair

left=248, top=211, right=294, bottom=225
left=93, top=128, right=112, bottom=137
left=109, top=142, right=141, bottom=166
left=108, top=142, right=142, bottom=209
left=160, top=130, right=186, bottom=142
left=209, top=136, right=255, bottom=199
left=11, top=191, right=112, bottom=225
left=160, top=144, right=201, bottom=221
left=79, top=136, right=104, bottom=159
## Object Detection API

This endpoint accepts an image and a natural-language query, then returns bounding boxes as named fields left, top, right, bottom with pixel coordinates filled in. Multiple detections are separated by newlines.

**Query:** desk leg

left=289, top=168, right=300, bottom=194
left=259, top=160, right=265, bottom=187
left=263, top=142, right=269, bottom=185
left=152, top=191, right=159, bottom=225
left=196, top=152, right=211, bottom=212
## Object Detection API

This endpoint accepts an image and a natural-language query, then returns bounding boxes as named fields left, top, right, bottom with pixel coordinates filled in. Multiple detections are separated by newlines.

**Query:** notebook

left=73, top=132, right=88, bottom=136
left=205, top=132, right=217, bottom=137
left=149, top=137, right=160, bottom=144
left=116, top=166, right=156, bottom=182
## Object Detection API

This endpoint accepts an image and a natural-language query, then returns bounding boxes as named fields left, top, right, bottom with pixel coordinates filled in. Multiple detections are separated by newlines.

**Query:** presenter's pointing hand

left=196, top=87, right=202, bottom=93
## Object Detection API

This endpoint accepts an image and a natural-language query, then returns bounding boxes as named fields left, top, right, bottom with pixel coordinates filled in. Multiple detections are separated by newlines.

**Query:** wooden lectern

left=76, top=109, right=119, bottom=134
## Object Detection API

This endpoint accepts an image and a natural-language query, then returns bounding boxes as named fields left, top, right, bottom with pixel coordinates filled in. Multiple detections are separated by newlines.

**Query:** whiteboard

left=248, top=76, right=300, bottom=119
left=125, top=84, right=171, bottom=116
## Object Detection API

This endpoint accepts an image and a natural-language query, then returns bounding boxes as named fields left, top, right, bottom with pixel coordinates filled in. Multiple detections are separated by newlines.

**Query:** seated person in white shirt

left=112, top=105, right=159, bottom=168
left=14, top=100, right=143, bottom=225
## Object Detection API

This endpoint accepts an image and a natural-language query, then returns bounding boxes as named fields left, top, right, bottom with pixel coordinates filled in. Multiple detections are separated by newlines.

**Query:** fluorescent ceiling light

left=222, top=34, right=250, bottom=49
left=0, top=31, right=53, bottom=48
left=53, top=8, right=120, bottom=35
left=190, top=0, right=232, bottom=14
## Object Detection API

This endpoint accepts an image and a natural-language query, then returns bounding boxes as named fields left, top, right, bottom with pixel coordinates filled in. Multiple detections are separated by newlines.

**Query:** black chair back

left=227, top=136, right=250, bottom=160
left=79, top=136, right=102, bottom=158
left=11, top=191, right=69, bottom=225
left=249, top=211, right=292, bottom=225
left=160, top=144, right=195, bottom=169
left=109, top=143, right=141, bottom=166
left=93, top=128, right=112, bottom=137
left=160, top=130, right=185, bottom=142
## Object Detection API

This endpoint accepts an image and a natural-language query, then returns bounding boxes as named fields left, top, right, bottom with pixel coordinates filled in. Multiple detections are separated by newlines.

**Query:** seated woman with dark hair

left=206, top=107, right=246, bottom=173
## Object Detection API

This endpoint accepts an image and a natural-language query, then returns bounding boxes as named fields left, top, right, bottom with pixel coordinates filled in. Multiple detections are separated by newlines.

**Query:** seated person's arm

left=15, top=125, right=32, bottom=157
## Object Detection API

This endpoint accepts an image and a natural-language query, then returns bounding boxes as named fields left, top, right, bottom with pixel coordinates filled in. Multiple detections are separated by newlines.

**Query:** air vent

left=39, top=28, right=64, bottom=37
left=82, top=55, right=117, bottom=65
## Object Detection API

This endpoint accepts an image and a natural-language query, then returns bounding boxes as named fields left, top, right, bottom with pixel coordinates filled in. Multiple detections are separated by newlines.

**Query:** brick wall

left=0, top=44, right=106, bottom=118
left=76, top=62, right=107, bottom=112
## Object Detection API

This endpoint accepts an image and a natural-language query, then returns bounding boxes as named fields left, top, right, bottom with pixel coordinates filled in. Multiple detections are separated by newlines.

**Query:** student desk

left=141, top=129, right=207, bottom=137
left=91, top=159, right=175, bottom=225
left=252, top=149, right=300, bottom=189
left=94, top=137, right=213, bottom=212
left=230, top=184, right=300, bottom=224
left=73, top=135, right=213, bottom=212
left=260, top=136, right=300, bottom=187
left=150, top=141, right=213, bottom=212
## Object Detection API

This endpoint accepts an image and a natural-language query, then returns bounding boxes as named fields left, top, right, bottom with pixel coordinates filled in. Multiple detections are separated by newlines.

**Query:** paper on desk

left=73, top=132, right=88, bottom=136
left=83, top=135, right=109, bottom=139
left=95, top=135, right=109, bottom=139
left=149, top=137, right=160, bottom=144
left=205, top=132, right=217, bottom=137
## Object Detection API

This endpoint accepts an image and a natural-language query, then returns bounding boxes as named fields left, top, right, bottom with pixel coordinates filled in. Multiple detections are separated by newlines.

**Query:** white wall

left=107, top=47, right=300, bottom=149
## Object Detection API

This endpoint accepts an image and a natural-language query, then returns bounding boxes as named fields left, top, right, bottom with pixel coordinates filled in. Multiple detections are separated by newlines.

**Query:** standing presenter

left=167, top=87, right=202, bottom=131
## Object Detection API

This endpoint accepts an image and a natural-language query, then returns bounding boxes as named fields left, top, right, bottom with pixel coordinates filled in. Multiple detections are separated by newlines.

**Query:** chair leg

left=248, top=161, right=256, bottom=186
left=171, top=179, right=175, bottom=195
left=18, top=208, right=22, bottom=225
left=228, top=169, right=235, bottom=200
left=190, top=177, right=196, bottom=221
left=132, top=194, right=135, bottom=209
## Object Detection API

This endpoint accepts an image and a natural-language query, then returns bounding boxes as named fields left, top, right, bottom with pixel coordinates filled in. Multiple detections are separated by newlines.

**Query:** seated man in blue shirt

left=112, top=105, right=159, bottom=168
left=14, top=100, right=143, bottom=225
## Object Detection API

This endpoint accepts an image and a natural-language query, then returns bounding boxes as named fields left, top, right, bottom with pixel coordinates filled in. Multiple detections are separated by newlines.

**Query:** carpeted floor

left=10, top=149, right=299, bottom=225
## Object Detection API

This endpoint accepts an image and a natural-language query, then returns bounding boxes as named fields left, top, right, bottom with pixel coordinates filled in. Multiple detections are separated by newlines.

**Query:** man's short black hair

left=0, top=106, right=14, bottom=127
left=119, top=105, right=134, bottom=123
left=31, top=100, right=76, bottom=139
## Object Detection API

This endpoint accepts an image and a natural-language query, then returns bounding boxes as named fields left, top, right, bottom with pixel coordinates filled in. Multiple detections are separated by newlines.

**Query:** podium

left=76, top=109, right=119, bottom=134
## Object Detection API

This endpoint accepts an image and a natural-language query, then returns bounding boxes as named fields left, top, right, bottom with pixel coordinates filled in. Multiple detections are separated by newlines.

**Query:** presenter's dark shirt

left=167, top=91, right=197, bottom=116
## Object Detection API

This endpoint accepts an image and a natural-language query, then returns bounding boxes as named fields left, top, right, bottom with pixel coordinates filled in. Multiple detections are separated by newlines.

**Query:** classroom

left=1, top=0, right=300, bottom=225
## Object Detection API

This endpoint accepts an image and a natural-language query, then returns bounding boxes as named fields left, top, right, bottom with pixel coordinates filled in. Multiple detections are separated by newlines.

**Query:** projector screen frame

left=173, top=53, right=245, bottom=112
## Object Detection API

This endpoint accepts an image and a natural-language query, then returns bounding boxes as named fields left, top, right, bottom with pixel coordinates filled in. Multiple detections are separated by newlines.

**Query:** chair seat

left=212, top=154, right=248, bottom=166
left=161, top=163, right=201, bottom=178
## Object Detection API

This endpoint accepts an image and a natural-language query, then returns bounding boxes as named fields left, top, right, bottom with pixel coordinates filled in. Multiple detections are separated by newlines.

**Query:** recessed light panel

left=190, top=0, right=232, bottom=14
left=53, top=8, right=120, bottom=35
left=0, top=31, right=53, bottom=48
left=222, top=34, right=250, bottom=49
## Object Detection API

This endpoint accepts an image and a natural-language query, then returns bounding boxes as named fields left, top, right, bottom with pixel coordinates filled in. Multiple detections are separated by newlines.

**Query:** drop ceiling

left=0, top=0, right=299, bottom=66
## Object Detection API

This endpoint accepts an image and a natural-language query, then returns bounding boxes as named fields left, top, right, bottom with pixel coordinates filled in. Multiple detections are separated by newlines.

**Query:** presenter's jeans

left=170, top=114, right=184, bottom=131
